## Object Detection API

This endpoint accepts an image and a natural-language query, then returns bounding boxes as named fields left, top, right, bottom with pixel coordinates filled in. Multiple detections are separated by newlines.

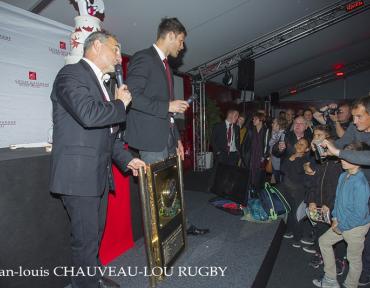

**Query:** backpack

left=249, top=198, right=269, bottom=221
left=259, top=182, right=291, bottom=220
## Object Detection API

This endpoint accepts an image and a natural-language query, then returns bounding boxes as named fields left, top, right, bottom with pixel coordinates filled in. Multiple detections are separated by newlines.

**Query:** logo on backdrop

left=0, top=34, right=11, bottom=41
left=49, top=40, right=70, bottom=56
left=29, top=71, right=37, bottom=80
left=0, top=120, right=16, bottom=128
left=59, top=41, right=66, bottom=50
left=14, top=71, right=49, bottom=88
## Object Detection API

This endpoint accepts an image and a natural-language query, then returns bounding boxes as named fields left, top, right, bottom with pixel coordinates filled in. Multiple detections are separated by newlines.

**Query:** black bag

left=210, top=163, right=249, bottom=205
left=259, top=182, right=291, bottom=220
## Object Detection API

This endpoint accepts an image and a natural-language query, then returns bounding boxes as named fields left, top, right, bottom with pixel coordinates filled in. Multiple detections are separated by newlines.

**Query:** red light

left=346, top=1, right=364, bottom=12
left=290, top=89, right=297, bottom=94
left=333, top=63, right=344, bottom=70
left=336, top=71, right=345, bottom=77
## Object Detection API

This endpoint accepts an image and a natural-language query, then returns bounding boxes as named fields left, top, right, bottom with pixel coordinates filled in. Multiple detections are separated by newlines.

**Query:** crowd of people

left=211, top=96, right=370, bottom=288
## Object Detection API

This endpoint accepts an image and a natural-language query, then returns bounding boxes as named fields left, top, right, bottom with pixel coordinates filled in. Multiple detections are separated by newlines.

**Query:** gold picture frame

left=138, top=155, right=187, bottom=287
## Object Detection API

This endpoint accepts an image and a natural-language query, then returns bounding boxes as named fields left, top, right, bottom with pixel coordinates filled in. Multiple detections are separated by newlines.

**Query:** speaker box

left=270, top=92, right=279, bottom=106
left=238, top=58, right=255, bottom=91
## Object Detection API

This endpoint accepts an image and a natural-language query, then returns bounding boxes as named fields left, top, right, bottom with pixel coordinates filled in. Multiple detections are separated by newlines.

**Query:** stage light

left=333, top=63, right=344, bottom=70
left=346, top=1, right=364, bottom=12
left=222, top=68, right=233, bottom=86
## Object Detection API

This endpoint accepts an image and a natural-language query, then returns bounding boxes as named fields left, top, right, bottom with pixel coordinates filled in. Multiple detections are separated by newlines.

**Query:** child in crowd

left=304, top=125, right=345, bottom=274
left=313, top=142, right=370, bottom=288
left=280, top=138, right=310, bottom=247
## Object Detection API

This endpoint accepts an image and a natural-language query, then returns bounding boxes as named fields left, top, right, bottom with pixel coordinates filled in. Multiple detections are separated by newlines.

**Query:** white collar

left=82, top=57, right=103, bottom=80
left=153, top=44, right=166, bottom=62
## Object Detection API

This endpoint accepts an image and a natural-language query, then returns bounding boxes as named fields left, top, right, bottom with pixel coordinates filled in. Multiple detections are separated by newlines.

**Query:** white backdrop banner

left=0, top=2, right=72, bottom=148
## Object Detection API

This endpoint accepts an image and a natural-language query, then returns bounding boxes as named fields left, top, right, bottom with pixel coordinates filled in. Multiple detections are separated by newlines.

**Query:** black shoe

left=359, top=272, right=370, bottom=286
left=99, top=276, right=120, bottom=288
left=187, top=225, right=210, bottom=236
left=309, top=253, right=323, bottom=269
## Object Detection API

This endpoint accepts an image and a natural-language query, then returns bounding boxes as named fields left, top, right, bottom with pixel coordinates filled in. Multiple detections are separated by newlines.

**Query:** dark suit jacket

left=125, top=46, right=179, bottom=152
left=49, top=60, right=133, bottom=197
left=211, top=122, right=241, bottom=161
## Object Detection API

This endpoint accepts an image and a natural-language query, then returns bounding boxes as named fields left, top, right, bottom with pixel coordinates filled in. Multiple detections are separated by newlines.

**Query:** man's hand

left=116, top=85, right=132, bottom=108
left=127, top=158, right=146, bottom=176
left=177, top=140, right=184, bottom=161
left=321, top=139, right=340, bottom=157
left=169, top=100, right=189, bottom=113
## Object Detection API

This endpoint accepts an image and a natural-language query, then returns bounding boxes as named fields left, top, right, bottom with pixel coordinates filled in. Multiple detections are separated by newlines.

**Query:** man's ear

left=92, top=39, right=102, bottom=53
left=167, top=31, right=175, bottom=42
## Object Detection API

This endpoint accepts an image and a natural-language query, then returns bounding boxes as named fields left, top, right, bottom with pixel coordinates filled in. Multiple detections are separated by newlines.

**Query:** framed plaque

left=138, top=155, right=187, bottom=287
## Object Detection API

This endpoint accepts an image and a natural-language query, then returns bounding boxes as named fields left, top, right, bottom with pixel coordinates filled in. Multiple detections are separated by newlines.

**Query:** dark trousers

left=272, top=169, right=282, bottom=184
left=61, top=190, right=108, bottom=288
left=284, top=191, right=303, bottom=241
left=208, top=151, right=239, bottom=191
left=362, top=230, right=370, bottom=274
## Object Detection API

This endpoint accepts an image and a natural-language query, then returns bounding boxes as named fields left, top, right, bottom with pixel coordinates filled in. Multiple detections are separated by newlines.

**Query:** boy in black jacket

left=304, top=125, right=345, bottom=273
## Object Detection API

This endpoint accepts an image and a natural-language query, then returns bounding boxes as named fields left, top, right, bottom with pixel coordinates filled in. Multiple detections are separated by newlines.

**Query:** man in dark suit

left=211, top=109, right=241, bottom=166
left=125, top=17, right=189, bottom=163
left=49, top=31, right=145, bottom=288
left=126, top=18, right=208, bottom=236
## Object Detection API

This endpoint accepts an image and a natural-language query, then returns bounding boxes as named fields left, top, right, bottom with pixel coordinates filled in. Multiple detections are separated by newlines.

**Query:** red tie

left=163, top=58, right=173, bottom=100
left=227, top=124, right=232, bottom=152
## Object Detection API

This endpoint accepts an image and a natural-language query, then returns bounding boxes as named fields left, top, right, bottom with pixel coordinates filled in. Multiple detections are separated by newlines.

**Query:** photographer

left=319, top=96, right=370, bottom=286
left=313, top=102, right=352, bottom=139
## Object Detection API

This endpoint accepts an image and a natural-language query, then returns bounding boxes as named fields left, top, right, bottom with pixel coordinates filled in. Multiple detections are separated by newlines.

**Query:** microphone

left=187, top=94, right=198, bottom=104
left=114, top=64, right=124, bottom=87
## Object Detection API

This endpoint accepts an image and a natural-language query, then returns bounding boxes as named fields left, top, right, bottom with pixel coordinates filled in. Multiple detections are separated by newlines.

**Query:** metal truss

left=192, top=80, right=207, bottom=171
left=188, top=0, right=370, bottom=81
left=279, top=58, right=370, bottom=98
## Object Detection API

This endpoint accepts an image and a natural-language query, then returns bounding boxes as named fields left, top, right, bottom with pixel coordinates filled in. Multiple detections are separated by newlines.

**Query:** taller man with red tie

left=126, top=18, right=209, bottom=236
left=126, top=17, right=189, bottom=163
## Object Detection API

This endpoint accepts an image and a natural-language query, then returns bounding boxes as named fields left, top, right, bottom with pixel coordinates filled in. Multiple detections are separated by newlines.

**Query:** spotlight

left=222, top=68, right=233, bottom=86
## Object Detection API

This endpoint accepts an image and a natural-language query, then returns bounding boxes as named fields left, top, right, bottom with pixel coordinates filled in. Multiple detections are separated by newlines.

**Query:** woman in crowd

left=241, top=112, right=270, bottom=194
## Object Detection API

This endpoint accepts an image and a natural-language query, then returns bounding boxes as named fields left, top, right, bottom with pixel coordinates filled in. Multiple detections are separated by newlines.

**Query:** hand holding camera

left=320, top=139, right=340, bottom=157
left=320, top=103, right=339, bottom=119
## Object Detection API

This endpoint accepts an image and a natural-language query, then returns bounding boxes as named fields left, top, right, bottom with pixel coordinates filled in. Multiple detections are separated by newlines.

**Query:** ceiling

left=3, top=0, right=370, bottom=98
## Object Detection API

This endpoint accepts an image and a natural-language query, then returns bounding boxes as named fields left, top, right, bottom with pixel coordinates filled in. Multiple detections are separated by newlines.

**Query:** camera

left=313, top=142, right=327, bottom=163
left=322, top=108, right=338, bottom=118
